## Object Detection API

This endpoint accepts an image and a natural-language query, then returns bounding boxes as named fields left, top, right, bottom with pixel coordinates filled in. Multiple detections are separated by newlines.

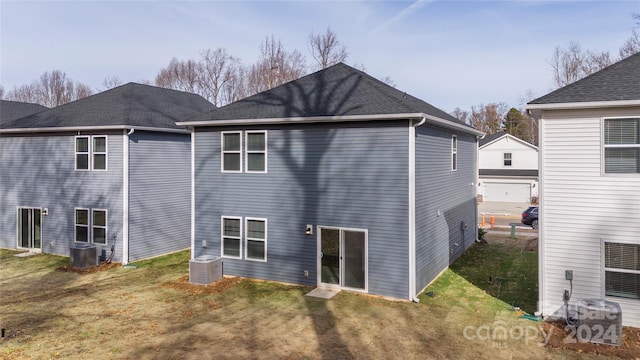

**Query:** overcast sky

left=1, top=1, right=639, bottom=112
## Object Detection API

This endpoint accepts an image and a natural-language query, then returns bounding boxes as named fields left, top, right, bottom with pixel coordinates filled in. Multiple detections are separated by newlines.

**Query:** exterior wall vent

left=70, top=244, right=98, bottom=269
left=576, top=298, right=622, bottom=346
left=189, top=255, right=222, bottom=285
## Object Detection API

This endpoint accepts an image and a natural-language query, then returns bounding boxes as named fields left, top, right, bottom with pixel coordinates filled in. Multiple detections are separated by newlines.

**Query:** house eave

left=0, top=125, right=190, bottom=135
left=178, top=113, right=485, bottom=136
left=526, top=99, right=640, bottom=112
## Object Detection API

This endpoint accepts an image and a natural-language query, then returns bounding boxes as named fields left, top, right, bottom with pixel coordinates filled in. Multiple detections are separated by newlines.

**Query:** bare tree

left=155, top=58, right=201, bottom=93
left=101, top=75, right=123, bottom=90
left=0, top=85, right=4, bottom=99
left=308, top=26, right=348, bottom=70
left=450, top=107, right=469, bottom=124
left=5, top=70, right=92, bottom=107
left=246, top=35, right=306, bottom=95
left=199, top=48, right=243, bottom=106
left=468, top=103, right=508, bottom=135
left=619, top=13, right=640, bottom=59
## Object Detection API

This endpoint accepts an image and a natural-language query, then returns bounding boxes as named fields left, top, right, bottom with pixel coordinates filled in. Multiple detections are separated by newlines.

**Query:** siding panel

left=194, top=121, right=410, bottom=299
left=415, top=125, right=478, bottom=294
left=128, top=131, right=191, bottom=262
left=540, top=113, right=640, bottom=328
left=0, top=132, right=124, bottom=261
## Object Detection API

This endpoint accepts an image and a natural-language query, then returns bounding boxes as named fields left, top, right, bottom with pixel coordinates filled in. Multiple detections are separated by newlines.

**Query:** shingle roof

left=0, top=100, right=48, bottom=124
left=529, top=53, right=640, bottom=104
left=479, top=131, right=507, bottom=147
left=187, top=63, right=469, bottom=128
left=1, top=83, right=215, bottom=131
left=479, top=169, right=538, bottom=177
left=479, top=131, right=536, bottom=148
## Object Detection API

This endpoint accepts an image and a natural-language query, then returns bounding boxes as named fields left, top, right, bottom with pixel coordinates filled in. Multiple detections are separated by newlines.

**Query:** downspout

left=190, top=128, right=196, bottom=260
left=409, top=117, right=426, bottom=302
left=122, top=128, right=134, bottom=264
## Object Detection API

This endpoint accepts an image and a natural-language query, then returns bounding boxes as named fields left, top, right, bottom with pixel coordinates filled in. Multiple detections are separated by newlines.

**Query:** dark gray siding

left=194, top=121, right=410, bottom=299
left=0, top=132, right=124, bottom=261
left=414, top=124, right=477, bottom=294
left=128, top=131, right=191, bottom=262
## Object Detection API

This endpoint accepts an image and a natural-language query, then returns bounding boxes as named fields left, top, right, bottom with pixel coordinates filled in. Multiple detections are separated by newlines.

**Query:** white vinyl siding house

left=478, top=132, right=538, bottom=203
left=527, top=53, right=640, bottom=328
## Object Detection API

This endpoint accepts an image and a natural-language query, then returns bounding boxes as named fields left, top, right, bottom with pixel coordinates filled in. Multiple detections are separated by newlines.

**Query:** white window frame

left=602, top=240, right=640, bottom=300
left=75, top=136, right=90, bottom=171
left=74, top=208, right=90, bottom=243
left=451, top=135, right=458, bottom=171
left=245, top=130, right=267, bottom=173
left=503, top=152, right=512, bottom=167
left=92, top=136, right=108, bottom=171
left=75, top=135, right=107, bottom=171
left=602, top=116, right=640, bottom=175
left=221, top=216, right=242, bottom=259
left=245, top=217, right=267, bottom=262
left=221, top=131, right=242, bottom=173
left=92, top=209, right=108, bottom=244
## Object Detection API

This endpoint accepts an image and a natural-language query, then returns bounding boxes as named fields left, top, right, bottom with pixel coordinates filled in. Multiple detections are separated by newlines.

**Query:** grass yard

left=0, top=234, right=615, bottom=360
left=450, top=232, right=538, bottom=314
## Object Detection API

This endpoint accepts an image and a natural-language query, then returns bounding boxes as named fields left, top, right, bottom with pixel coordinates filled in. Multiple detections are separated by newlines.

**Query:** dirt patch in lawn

left=524, top=237, right=538, bottom=251
left=55, top=261, right=122, bottom=274
left=162, top=275, right=243, bottom=294
left=543, top=320, right=640, bottom=359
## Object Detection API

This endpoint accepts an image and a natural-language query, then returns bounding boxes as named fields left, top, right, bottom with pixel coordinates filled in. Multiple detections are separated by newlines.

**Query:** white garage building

left=478, top=132, right=538, bottom=204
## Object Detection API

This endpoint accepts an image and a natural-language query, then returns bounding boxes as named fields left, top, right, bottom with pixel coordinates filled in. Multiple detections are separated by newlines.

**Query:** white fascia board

left=0, top=125, right=190, bottom=135
left=479, top=133, right=538, bottom=151
left=526, top=99, right=640, bottom=111
left=178, top=113, right=485, bottom=137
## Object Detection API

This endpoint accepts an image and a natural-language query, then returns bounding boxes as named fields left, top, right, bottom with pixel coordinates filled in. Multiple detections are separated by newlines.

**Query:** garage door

left=483, top=183, right=530, bottom=203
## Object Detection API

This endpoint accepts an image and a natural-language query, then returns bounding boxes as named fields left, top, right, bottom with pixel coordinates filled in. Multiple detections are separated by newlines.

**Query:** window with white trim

left=246, top=131, right=267, bottom=173
left=503, top=152, right=512, bottom=167
left=93, top=137, right=107, bottom=170
left=75, top=209, right=89, bottom=242
left=75, top=208, right=108, bottom=244
left=76, top=137, right=89, bottom=170
left=92, top=210, right=107, bottom=244
left=604, top=118, right=640, bottom=174
left=222, top=216, right=242, bottom=258
left=246, top=218, right=267, bottom=261
left=222, top=132, right=242, bottom=172
left=75, top=135, right=107, bottom=171
left=451, top=135, right=458, bottom=171
left=604, top=242, right=640, bottom=299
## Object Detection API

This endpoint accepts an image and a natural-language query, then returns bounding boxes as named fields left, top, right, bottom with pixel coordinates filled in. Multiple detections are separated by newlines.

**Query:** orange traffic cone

left=490, top=213, right=495, bottom=228
left=481, top=214, right=486, bottom=228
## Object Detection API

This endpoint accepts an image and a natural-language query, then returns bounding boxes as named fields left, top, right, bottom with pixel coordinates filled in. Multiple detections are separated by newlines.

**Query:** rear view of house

left=527, top=53, right=640, bottom=328
left=0, top=84, right=215, bottom=264
left=179, top=63, right=483, bottom=300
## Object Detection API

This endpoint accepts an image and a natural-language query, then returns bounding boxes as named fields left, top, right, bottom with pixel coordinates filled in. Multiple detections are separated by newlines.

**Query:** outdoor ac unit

left=189, top=255, right=222, bottom=285
left=70, top=244, right=98, bottom=269
left=576, top=298, right=622, bottom=346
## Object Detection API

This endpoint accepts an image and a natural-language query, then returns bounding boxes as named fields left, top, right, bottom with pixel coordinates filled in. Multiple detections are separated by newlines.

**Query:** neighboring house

left=0, top=83, right=215, bottom=264
left=1, top=100, right=48, bottom=123
left=478, top=131, right=538, bottom=203
left=178, top=63, right=484, bottom=301
left=527, top=53, right=640, bottom=328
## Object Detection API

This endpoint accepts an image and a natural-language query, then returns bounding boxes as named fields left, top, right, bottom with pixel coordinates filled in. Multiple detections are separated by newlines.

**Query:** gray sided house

left=0, top=83, right=215, bottom=264
left=179, top=63, right=484, bottom=300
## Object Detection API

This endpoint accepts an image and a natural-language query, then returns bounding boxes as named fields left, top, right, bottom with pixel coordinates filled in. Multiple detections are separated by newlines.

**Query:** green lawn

left=445, top=234, right=538, bottom=314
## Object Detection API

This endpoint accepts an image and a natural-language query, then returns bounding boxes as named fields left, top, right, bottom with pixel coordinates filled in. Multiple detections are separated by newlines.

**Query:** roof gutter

left=0, top=125, right=190, bottom=135
left=177, top=112, right=484, bottom=136
left=526, top=99, right=640, bottom=112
